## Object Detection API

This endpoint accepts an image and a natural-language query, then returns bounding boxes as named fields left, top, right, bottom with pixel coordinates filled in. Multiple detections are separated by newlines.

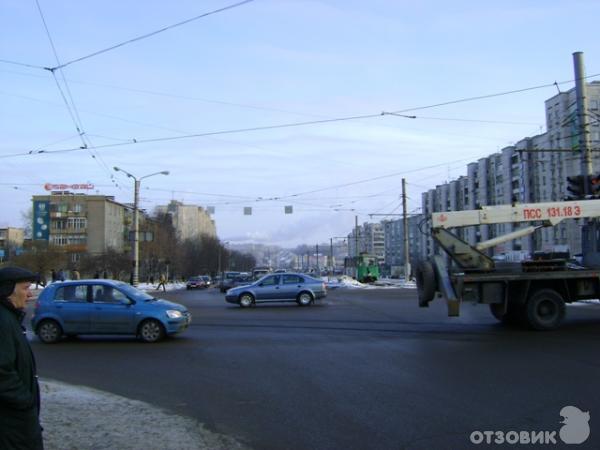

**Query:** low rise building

left=31, top=191, right=132, bottom=263
left=0, top=227, right=25, bottom=261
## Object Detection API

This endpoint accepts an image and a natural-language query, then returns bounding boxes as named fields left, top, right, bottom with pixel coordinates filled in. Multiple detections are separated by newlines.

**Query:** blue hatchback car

left=31, top=280, right=191, bottom=343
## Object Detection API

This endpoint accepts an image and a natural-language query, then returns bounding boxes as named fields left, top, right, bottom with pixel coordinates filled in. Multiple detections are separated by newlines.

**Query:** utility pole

left=329, top=238, right=333, bottom=277
left=573, top=52, right=593, bottom=183
left=575, top=52, right=599, bottom=267
left=402, top=178, right=411, bottom=283
left=354, top=215, right=359, bottom=258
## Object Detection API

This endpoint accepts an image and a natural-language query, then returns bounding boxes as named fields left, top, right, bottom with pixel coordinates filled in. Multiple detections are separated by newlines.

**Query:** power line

left=0, top=59, right=47, bottom=70
left=0, top=68, right=546, bottom=127
left=411, top=115, right=541, bottom=126
left=34, top=0, right=120, bottom=189
left=4, top=73, right=600, bottom=159
left=51, top=0, right=256, bottom=70
left=391, top=73, right=600, bottom=114
left=2, top=113, right=386, bottom=157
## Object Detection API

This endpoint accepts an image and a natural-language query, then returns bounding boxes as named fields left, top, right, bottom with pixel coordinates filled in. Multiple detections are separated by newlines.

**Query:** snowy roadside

left=324, top=275, right=417, bottom=290
left=40, top=379, right=248, bottom=450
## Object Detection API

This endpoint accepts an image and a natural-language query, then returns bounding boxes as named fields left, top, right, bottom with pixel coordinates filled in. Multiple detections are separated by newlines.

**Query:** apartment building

left=31, top=191, right=132, bottom=262
left=155, top=200, right=216, bottom=241
left=0, top=227, right=25, bottom=261
left=418, top=81, right=600, bottom=260
left=382, top=215, right=423, bottom=277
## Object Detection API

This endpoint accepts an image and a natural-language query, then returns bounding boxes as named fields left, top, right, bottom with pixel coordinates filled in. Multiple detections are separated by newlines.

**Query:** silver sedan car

left=225, top=272, right=327, bottom=308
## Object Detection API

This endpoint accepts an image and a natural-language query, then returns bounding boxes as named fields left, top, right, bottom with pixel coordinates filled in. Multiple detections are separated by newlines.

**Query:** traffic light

left=566, top=175, right=586, bottom=200
left=590, top=174, right=600, bottom=198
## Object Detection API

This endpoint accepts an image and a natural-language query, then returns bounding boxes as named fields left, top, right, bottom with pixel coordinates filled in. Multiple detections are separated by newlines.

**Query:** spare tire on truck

left=416, top=260, right=436, bottom=307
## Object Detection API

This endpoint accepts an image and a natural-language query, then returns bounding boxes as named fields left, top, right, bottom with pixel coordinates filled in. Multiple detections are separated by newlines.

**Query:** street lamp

left=114, top=166, right=169, bottom=286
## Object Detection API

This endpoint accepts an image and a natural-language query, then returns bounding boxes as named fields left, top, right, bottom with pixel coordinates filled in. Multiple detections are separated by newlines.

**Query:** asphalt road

left=30, top=287, right=600, bottom=449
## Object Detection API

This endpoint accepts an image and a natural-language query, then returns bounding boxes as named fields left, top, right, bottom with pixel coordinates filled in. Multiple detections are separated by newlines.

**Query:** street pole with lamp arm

left=114, top=167, right=169, bottom=286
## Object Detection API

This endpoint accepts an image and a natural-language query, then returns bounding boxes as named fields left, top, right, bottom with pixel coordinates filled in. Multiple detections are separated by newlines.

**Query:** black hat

left=0, top=267, right=36, bottom=299
left=0, top=267, right=36, bottom=284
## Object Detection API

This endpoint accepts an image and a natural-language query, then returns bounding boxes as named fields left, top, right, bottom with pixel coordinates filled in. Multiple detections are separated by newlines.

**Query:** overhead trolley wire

left=391, top=73, right=600, bottom=114
left=3, top=73, right=600, bottom=160
left=0, top=59, right=47, bottom=70
left=50, top=0, right=256, bottom=70
left=34, top=0, right=119, bottom=188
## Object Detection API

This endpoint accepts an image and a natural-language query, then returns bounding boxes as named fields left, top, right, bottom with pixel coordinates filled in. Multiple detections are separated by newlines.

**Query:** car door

left=52, top=284, right=92, bottom=333
left=280, top=274, right=305, bottom=300
left=254, top=275, right=281, bottom=300
left=91, top=284, right=136, bottom=333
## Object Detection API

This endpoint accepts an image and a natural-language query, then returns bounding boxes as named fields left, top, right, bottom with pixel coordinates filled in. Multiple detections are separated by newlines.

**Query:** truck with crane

left=416, top=198, right=600, bottom=330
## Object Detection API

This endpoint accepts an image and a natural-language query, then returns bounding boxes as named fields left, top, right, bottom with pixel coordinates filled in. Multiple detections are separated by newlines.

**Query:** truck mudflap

left=432, top=255, right=460, bottom=317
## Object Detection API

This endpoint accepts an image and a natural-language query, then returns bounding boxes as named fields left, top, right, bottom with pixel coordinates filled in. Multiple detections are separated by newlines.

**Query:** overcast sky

left=2, top=0, right=599, bottom=247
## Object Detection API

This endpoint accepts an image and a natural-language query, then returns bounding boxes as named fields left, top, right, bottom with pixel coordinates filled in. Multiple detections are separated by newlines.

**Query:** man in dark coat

left=0, top=266, right=44, bottom=449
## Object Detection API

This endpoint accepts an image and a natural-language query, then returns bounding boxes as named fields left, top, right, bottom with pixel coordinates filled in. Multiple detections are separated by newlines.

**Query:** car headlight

left=166, top=310, right=183, bottom=319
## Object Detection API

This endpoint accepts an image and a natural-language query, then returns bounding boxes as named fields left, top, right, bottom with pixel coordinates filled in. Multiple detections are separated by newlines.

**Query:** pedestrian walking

left=50, top=269, right=57, bottom=283
left=0, top=266, right=44, bottom=449
left=71, top=269, right=80, bottom=280
left=93, top=270, right=100, bottom=279
left=157, top=273, right=167, bottom=292
left=34, top=271, right=45, bottom=289
left=57, top=269, right=65, bottom=282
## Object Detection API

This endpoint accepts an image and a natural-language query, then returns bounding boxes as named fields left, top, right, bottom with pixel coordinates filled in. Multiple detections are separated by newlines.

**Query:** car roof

left=48, top=279, right=127, bottom=286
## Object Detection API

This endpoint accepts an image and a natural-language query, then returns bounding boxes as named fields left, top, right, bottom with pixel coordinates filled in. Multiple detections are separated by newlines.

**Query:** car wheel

left=239, top=293, right=254, bottom=308
left=297, top=291, right=313, bottom=306
left=138, top=319, right=166, bottom=343
left=37, top=320, right=63, bottom=344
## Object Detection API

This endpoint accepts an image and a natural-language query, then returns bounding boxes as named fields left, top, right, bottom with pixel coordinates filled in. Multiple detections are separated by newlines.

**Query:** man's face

left=8, top=281, right=32, bottom=309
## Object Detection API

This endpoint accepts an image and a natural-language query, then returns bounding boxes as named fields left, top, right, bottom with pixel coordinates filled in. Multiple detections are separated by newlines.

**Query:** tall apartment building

left=31, top=191, right=132, bottom=262
left=0, top=227, right=25, bottom=261
left=382, top=215, right=423, bottom=277
left=419, top=81, right=600, bottom=260
left=347, top=222, right=385, bottom=265
left=155, top=200, right=216, bottom=241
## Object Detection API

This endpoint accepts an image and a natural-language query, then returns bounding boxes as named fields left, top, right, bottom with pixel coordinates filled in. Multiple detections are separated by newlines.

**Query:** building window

left=53, top=220, right=67, bottom=230
left=67, top=218, right=87, bottom=229
left=51, top=235, right=68, bottom=246
left=73, top=203, right=83, bottom=213
left=67, top=235, right=86, bottom=245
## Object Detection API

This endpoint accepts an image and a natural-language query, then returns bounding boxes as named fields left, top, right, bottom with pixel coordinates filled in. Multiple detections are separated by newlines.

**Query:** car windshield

left=115, top=282, right=155, bottom=301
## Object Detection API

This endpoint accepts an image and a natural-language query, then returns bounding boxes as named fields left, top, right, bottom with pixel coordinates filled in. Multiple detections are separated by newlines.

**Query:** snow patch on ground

left=569, top=299, right=600, bottom=307
left=40, top=379, right=248, bottom=450
left=325, top=276, right=416, bottom=290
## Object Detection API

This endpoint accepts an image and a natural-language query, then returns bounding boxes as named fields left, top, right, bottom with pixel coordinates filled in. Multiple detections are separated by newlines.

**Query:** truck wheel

left=416, top=260, right=436, bottom=307
left=526, top=289, right=565, bottom=331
